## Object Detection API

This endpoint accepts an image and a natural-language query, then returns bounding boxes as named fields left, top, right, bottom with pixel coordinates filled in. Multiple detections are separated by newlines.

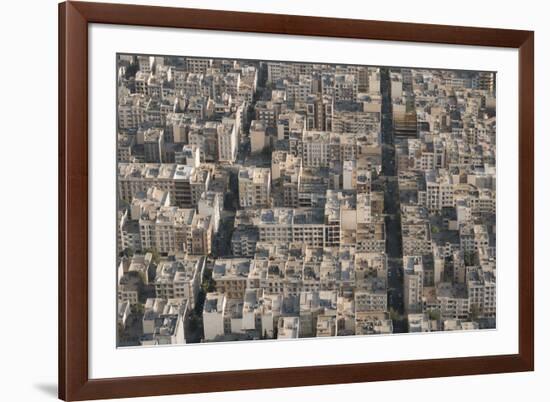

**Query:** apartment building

left=212, top=259, right=252, bottom=300
left=154, top=256, right=205, bottom=308
left=238, top=167, right=271, bottom=208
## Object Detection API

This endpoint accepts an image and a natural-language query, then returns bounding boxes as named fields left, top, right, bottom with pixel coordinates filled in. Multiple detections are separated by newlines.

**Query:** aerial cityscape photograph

left=116, top=54, right=496, bottom=347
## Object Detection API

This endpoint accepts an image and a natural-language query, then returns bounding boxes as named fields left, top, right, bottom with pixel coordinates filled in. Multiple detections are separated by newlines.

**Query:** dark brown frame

left=59, top=1, right=534, bottom=400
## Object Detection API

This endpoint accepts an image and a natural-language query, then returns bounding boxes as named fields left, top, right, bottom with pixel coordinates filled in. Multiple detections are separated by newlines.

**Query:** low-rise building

left=141, top=298, right=189, bottom=345
left=213, top=259, right=252, bottom=299
left=277, top=316, right=300, bottom=339
left=203, top=292, right=227, bottom=341
left=355, top=312, right=393, bottom=335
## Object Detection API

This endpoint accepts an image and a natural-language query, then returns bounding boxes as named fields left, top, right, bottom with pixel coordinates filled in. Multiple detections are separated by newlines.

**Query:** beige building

left=238, top=167, right=271, bottom=208
left=316, top=315, right=337, bottom=337
left=203, top=292, right=227, bottom=341
left=212, top=259, right=251, bottom=299
left=141, top=298, right=188, bottom=346
left=118, top=163, right=210, bottom=208
left=138, top=206, right=195, bottom=254
left=154, top=256, right=205, bottom=308
left=217, top=119, right=237, bottom=162
left=403, top=256, right=424, bottom=314
left=354, top=279, right=387, bottom=313
left=355, top=312, right=393, bottom=335
left=186, top=214, right=213, bottom=255
left=277, top=316, right=300, bottom=339
left=250, top=120, right=268, bottom=154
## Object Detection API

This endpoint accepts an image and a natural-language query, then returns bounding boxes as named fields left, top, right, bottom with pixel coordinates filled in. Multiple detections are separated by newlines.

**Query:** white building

left=203, top=292, right=227, bottom=341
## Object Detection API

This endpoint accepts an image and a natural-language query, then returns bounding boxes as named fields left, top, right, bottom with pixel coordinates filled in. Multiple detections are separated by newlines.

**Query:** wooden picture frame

left=59, top=1, right=534, bottom=400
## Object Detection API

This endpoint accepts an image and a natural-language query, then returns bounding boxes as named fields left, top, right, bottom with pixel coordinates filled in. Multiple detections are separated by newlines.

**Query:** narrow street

left=380, top=68, right=406, bottom=332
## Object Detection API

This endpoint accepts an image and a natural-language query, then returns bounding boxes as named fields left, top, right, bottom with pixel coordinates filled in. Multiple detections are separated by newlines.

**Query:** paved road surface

left=380, top=68, right=406, bottom=333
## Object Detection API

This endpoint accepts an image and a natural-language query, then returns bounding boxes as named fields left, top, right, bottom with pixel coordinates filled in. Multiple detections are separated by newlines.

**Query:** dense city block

left=116, top=55, right=496, bottom=346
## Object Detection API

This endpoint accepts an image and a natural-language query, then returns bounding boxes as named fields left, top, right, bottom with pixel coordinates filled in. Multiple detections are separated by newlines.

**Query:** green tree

left=389, top=308, right=402, bottom=321
left=201, top=268, right=216, bottom=293
left=428, top=310, right=441, bottom=321
left=131, top=302, right=144, bottom=316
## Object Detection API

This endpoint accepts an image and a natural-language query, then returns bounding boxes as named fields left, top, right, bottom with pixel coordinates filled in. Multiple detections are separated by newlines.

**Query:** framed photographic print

left=59, top=1, right=534, bottom=400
